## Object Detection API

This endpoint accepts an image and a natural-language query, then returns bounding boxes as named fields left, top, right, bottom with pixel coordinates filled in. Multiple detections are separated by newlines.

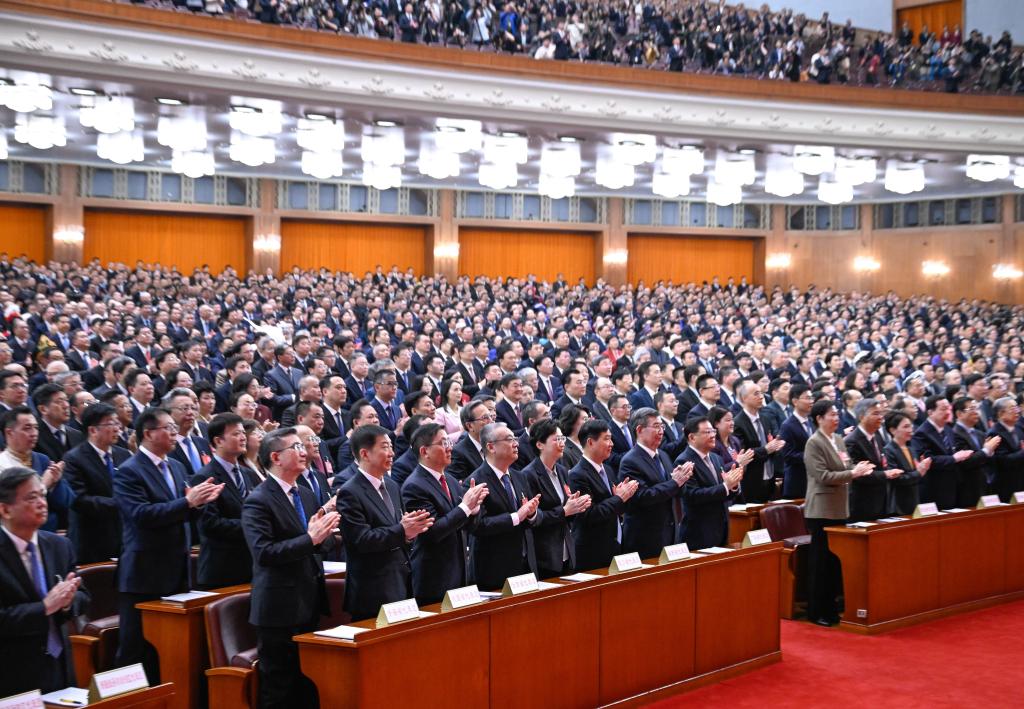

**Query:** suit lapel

left=0, top=532, right=37, bottom=598
left=136, top=453, right=176, bottom=501
left=267, top=479, right=306, bottom=533
left=355, top=472, right=395, bottom=521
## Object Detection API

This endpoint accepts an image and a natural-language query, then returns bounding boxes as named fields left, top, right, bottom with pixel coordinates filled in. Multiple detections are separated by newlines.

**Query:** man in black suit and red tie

left=679, top=416, right=744, bottom=550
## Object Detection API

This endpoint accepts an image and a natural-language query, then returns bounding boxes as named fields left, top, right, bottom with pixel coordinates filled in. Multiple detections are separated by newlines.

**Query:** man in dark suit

left=455, top=342, right=482, bottom=398
left=63, top=403, right=131, bottom=564
left=33, top=383, right=84, bottom=463
left=733, top=381, right=786, bottom=503
left=568, top=419, right=638, bottom=572
left=338, top=424, right=432, bottom=620
left=628, top=362, right=662, bottom=412
left=65, top=330, right=96, bottom=373
left=7, top=317, right=36, bottom=369
left=165, top=388, right=213, bottom=478
left=986, top=396, right=1024, bottom=502
left=0, top=467, right=89, bottom=696
left=448, top=400, right=489, bottom=482
left=401, top=423, right=488, bottom=604
left=318, top=374, right=348, bottom=459
left=114, top=407, right=224, bottom=682
left=844, top=399, right=903, bottom=521
left=494, top=374, right=527, bottom=436
left=551, top=369, right=587, bottom=420
left=778, top=383, right=815, bottom=499
left=679, top=416, right=743, bottom=549
left=950, top=396, right=999, bottom=507
left=368, top=369, right=404, bottom=438
left=295, top=421, right=334, bottom=509
left=264, top=344, right=304, bottom=420
left=192, top=413, right=262, bottom=589
left=655, top=391, right=688, bottom=461
left=619, top=407, right=691, bottom=559
left=606, top=394, right=634, bottom=474
left=124, top=326, right=156, bottom=370
left=468, top=422, right=541, bottom=590
left=910, top=395, right=975, bottom=509
left=243, top=427, right=339, bottom=709
left=675, top=365, right=703, bottom=417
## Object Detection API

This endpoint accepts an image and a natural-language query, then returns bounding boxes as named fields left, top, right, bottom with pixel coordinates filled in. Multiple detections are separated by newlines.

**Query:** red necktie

left=439, top=474, right=452, bottom=502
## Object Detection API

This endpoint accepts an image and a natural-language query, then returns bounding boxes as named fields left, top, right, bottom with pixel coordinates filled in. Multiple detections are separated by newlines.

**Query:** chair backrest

left=759, top=503, right=808, bottom=540
left=205, top=592, right=257, bottom=668
left=318, top=578, right=353, bottom=630
left=75, top=562, right=119, bottom=632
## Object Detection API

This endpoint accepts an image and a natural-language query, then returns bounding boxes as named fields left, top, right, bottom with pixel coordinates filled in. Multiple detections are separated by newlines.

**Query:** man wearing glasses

left=243, top=427, right=340, bottom=709
left=114, top=407, right=224, bottom=682
left=402, top=423, right=489, bottom=604
left=679, top=416, right=743, bottom=550
left=449, top=400, right=492, bottom=483
left=165, top=388, right=212, bottom=477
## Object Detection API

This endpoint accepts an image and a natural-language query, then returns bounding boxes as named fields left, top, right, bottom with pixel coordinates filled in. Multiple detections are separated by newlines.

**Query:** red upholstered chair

left=759, top=504, right=810, bottom=619
left=205, top=592, right=258, bottom=708
left=68, top=562, right=120, bottom=685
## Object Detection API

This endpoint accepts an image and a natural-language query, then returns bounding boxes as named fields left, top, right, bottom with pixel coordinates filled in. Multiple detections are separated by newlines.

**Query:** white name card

left=978, top=494, right=1004, bottom=509
left=441, top=584, right=483, bottom=612
left=1013, top=491, right=1024, bottom=504
left=608, top=552, right=644, bottom=574
left=502, top=572, right=540, bottom=596
left=0, top=690, right=42, bottom=709
left=913, top=502, right=939, bottom=518
left=376, top=598, right=421, bottom=628
left=742, top=529, right=773, bottom=547
left=659, top=543, right=691, bottom=564
left=88, top=663, right=148, bottom=702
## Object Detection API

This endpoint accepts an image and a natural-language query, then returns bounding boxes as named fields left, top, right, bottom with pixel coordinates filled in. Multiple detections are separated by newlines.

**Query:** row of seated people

left=122, top=0, right=1023, bottom=94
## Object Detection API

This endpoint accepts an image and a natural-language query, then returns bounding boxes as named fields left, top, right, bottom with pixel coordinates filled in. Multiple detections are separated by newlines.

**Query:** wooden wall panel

left=0, top=203, right=47, bottom=263
left=280, top=220, right=426, bottom=275
left=626, top=234, right=756, bottom=286
left=458, top=228, right=596, bottom=283
left=897, top=1, right=963, bottom=41
left=83, top=209, right=246, bottom=274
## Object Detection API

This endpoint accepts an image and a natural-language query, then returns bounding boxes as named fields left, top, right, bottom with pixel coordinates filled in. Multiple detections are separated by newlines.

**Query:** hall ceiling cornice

left=1, top=9, right=1022, bottom=156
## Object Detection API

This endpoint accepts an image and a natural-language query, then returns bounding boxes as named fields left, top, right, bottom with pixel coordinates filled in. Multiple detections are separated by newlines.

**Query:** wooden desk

left=84, top=683, right=176, bottom=709
left=297, top=544, right=782, bottom=708
left=827, top=504, right=1024, bottom=634
left=728, top=499, right=803, bottom=544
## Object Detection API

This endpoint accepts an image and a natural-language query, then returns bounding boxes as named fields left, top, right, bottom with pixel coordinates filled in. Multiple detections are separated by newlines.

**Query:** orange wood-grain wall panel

left=83, top=209, right=246, bottom=273
left=627, top=235, right=756, bottom=286
left=458, top=228, right=597, bottom=283
left=279, top=220, right=427, bottom=275
left=0, top=204, right=47, bottom=263
left=897, top=1, right=963, bottom=41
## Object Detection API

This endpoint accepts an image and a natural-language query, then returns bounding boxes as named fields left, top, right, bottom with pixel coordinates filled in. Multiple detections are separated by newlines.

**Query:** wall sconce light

left=852, top=256, right=880, bottom=272
left=766, top=253, right=791, bottom=269
left=254, top=234, right=281, bottom=252
left=921, top=260, right=950, bottom=277
left=433, top=243, right=459, bottom=260
left=55, top=226, right=84, bottom=245
left=603, top=249, right=628, bottom=266
left=993, top=263, right=1023, bottom=280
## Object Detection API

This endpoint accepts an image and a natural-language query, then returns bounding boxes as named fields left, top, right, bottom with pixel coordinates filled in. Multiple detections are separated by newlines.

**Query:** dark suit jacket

left=65, top=348, right=94, bottom=372
left=778, top=415, right=811, bottom=498
left=242, top=478, right=329, bottom=628
left=677, top=389, right=700, bottom=419
left=494, top=399, right=525, bottom=435
left=658, top=418, right=687, bottom=461
left=910, top=422, right=960, bottom=509
left=468, top=462, right=537, bottom=590
left=401, top=465, right=474, bottom=604
left=449, top=435, right=484, bottom=482
left=883, top=440, right=923, bottom=515
left=568, top=458, right=625, bottom=572
left=986, top=423, right=1024, bottom=502
left=679, top=447, right=737, bottom=549
left=344, top=375, right=371, bottom=406
left=844, top=428, right=891, bottom=521
left=0, top=530, right=89, bottom=696
left=522, top=457, right=575, bottom=574
left=628, top=388, right=657, bottom=412
left=319, top=406, right=346, bottom=458
left=297, top=468, right=332, bottom=508
left=264, top=366, right=302, bottom=418
left=8, top=336, right=36, bottom=366
left=35, top=422, right=84, bottom=465
left=124, top=344, right=153, bottom=370
left=619, top=446, right=681, bottom=559
left=733, top=409, right=777, bottom=503
left=338, top=473, right=411, bottom=620
left=390, top=449, right=419, bottom=487
left=64, top=442, right=131, bottom=564
left=950, top=422, right=992, bottom=506
left=167, top=434, right=212, bottom=478
left=192, top=460, right=261, bottom=588
left=114, top=451, right=197, bottom=595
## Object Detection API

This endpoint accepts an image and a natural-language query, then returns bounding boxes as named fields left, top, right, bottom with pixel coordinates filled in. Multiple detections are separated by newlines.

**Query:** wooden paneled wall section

left=895, top=1, right=964, bottom=41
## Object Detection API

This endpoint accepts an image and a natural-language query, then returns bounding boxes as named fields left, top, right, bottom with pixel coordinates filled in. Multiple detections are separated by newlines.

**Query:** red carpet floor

left=651, top=599, right=1024, bottom=709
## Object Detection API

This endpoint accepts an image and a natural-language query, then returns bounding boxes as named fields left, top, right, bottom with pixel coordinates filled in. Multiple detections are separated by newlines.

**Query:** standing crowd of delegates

left=3, top=254, right=1024, bottom=703
left=129, top=0, right=1024, bottom=94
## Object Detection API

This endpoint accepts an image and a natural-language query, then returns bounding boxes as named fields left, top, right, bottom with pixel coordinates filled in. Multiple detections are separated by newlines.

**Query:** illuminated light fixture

left=417, top=135, right=461, bottom=180
left=966, top=154, right=1010, bottom=182
left=155, top=96, right=185, bottom=106
left=482, top=133, right=528, bottom=165
left=374, top=119, right=400, bottom=128
left=253, top=234, right=281, bottom=252
left=834, top=156, right=877, bottom=186
left=884, top=160, right=925, bottom=195
left=853, top=256, right=881, bottom=272
left=537, top=173, right=575, bottom=199
left=817, top=175, right=853, bottom=205
left=434, top=242, right=459, bottom=259
left=80, top=95, right=135, bottom=134
left=993, top=263, right=1023, bottom=280
left=228, top=100, right=282, bottom=137
left=714, top=150, right=755, bottom=187
left=362, top=162, right=402, bottom=190
left=0, top=131, right=7, bottom=159
left=228, top=133, right=275, bottom=167
left=96, top=130, right=144, bottom=164
left=296, top=118, right=345, bottom=153
left=0, top=77, right=52, bottom=113
left=170, top=149, right=214, bottom=178
left=478, top=161, right=519, bottom=190
left=300, top=150, right=343, bottom=180
left=69, top=87, right=100, bottom=97
left=921, top=260, right=950, bottom=277
left=13, top=114, right=66, bottom=150
left=766, top=253, right=792, bottom=269
left=1015, top=166, right=1024, bottom=190
left=611, top=133, right=656, bottom=165
left=595, top=146, right=635, bottom=190
left=540, top=142, right=581, bottom=178
left=304, top=112, right=330, bottom=121
left=763, top=153, right=804, bottom=197
left=707, top=179, right=742, bottom=206
left=435, top=118, right=482, bottom=154
left=661, top=146, right=705, bottom=176
left=157, top=108, right=207, bottom=152
left=360, top=127, right=405, bottom=167
left=54, top=226, right=84, bottom=244
left=558, top=135, right=580, bottom=143
left=793, top=145, right=836, bottom=176
left=652, top=170, right=691, bottom=198
left=604, top=248, right=628, bottom=265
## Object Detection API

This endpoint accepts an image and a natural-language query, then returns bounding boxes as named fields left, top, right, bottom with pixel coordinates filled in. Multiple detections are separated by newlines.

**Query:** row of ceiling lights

left=2, top=79, right=1023, bottom=202
left=766, top=253, right=1023, bottom=280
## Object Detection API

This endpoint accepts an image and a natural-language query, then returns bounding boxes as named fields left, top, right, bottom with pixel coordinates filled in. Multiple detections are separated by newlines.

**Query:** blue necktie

left=184, top=437, right=202, bottom=473
left=804, top=419, right=814, bottom=437
left=232, top=465, right=247, bottom=497
left=501, top=474, right=516, bottom=508
left=306, top=471, right=321, bottom=503
left=104, top=452, right=115, bottom=479
left=159, top=461, right=176, bottom=496
left=27, top=541, right=63, bottom=657
left=290, top=487, right=308, bottom=529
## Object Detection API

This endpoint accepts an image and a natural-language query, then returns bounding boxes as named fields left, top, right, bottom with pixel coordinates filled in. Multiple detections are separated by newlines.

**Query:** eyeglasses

left=172, top=405, right=198, bottom=412
left=275, top=442, right=305, bottom=453
left=490, top=437, right=518, bottom=444
left=643, top=422, right=665, bottom=430
left=429, top=439, right=454, bottom=450
left=159, top=424, right=179, bottom=433
left=550, top=435, right=567, bottom=444
left=472, top=413, right=496, bottom=422
left=306, top=435, right=322, bottom=446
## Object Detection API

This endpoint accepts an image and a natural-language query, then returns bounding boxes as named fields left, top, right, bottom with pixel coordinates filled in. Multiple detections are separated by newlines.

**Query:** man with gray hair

left=844, top=398, right=903, bottom=521
left=733, top=380, right=785, bottom=503
left=280, top=375, right=323, bottom=427
left=986, top=396, right=1024, bottom=502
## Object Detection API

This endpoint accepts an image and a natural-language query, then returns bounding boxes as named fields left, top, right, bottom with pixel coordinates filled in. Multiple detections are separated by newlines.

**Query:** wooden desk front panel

left=867, top=525, right=941, bottom=623
left=1004, top=507, right=1024, bottom=592
left=938, top=513, right=1006, bottom=607
left=598, top=568, right=696, bottom=705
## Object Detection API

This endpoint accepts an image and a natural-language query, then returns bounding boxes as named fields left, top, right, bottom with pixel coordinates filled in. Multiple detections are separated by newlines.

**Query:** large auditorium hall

left=1, top=0, right=1023, bottom=707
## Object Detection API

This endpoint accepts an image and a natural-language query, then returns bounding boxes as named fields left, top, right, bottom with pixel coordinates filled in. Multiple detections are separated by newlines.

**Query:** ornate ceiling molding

left=1, top=10, right=1022, bottom=155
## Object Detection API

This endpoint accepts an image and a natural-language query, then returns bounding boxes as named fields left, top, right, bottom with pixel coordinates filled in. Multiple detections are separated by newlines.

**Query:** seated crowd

left=3, top=253, right=1024, bottom=702
left=125, top=0, right=1024, bottom=94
